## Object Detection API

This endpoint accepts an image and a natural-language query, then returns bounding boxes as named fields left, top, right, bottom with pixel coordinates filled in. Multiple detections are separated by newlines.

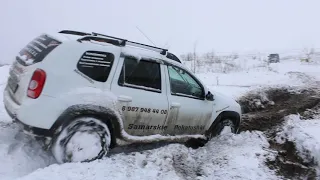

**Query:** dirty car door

left=111, top=56, right=169, bottom=136
left=163, top=64, right=213, bottom=135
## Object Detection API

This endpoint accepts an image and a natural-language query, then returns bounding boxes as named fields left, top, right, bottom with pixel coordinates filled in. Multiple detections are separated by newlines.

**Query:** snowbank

left=276, top=115, right=320, bottom=170
left=18, top=131, right=277, bottom=180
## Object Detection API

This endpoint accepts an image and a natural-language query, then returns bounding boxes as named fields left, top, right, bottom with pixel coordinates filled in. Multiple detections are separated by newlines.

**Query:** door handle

left=118, top=95, right=132, bottom=102
left=171, top=102, right=181, bottom=108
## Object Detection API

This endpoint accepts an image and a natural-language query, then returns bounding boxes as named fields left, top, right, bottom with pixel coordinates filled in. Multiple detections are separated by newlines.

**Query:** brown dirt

left=237, top=87, right=320, bottom=180
left=266, top=140, right=318, bottom=180
left=238, top=87, right=320, bottom=132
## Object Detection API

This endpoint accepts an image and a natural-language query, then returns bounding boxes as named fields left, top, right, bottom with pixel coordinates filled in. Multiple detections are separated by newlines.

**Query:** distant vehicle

left=3, top=30, right=242, bottom=163
left=268, top=53, right=280, bottom=63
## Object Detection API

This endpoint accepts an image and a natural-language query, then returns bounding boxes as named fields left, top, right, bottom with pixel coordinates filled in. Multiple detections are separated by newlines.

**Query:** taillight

left=27, top=69, right=46, bottom=99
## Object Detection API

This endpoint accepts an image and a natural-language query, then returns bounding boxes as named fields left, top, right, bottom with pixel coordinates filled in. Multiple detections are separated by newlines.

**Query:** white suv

left=3, top=30, right=242, bottom=163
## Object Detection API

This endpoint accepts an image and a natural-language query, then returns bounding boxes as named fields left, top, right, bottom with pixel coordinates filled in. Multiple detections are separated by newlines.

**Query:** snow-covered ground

left=1, top=55, right=320, bottom=179
left=18, top=132, right=277, bottom=180
left=276, top=114, right=320, bottom=174
left=198, top=58, right=320, bottom=99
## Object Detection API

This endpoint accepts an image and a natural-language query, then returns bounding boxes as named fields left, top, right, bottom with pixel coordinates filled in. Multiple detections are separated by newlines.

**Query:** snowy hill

left=0, top=54, right=320, bottom=179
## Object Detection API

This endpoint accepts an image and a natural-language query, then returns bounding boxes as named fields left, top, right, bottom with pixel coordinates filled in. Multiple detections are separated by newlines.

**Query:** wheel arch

left=220, top=111, right=241, bottom=128
left=205, top=110, right=241, bottom=136
left=50, top=104, right=123, bottom=148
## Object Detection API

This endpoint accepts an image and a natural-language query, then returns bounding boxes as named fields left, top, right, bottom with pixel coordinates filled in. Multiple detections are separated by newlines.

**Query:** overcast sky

left=1, top=0, right=320, bottom=62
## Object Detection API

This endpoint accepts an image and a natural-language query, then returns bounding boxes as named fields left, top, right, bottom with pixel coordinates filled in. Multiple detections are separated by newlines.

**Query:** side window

left=118, top=57, right=161, bottom=92
left=77, top=51, right=115, bottom=82
left=167, top=65, right=204, bottom=99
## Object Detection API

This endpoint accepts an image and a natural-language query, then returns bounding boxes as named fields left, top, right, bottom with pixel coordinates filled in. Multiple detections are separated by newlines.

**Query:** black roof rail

left=59, top=30, right=91, bottom=36
left=126, top=41, right=168, bottom=54
left=91, top=32, right=127, bottom=46
left=92, top=32, right=127, bottom=41
left=166, top=52, right=181, bottom=63
left=92, top=32, right=168, bottom=54
left=59, top=30, right=175, bottom=61
left=77, top=36, right=123, bottom=46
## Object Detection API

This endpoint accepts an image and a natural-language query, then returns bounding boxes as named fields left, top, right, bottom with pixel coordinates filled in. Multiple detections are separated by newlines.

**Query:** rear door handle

left=171, top=102, right=181, bottom=108
left=118, top=95, right=132, bottom=102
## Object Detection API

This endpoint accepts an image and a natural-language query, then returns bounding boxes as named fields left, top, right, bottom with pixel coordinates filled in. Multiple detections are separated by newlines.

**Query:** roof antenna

left=136, top=26, right=157, bottom=46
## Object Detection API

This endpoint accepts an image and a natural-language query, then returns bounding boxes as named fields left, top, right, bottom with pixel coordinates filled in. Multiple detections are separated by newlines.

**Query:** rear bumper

left=5, top=104, right=53, bottom=137
left=3, top=87, right=53, bottom=138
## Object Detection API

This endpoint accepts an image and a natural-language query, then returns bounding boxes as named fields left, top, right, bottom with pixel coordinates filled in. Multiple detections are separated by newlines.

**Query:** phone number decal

left=122, top=106, right=167, bottom=114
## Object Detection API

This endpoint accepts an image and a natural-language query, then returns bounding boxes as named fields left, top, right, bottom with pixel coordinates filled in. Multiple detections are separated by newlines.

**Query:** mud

left=301, top=101, right=320, bottom=119
left=238, top=86, right=320, bottom=179
left=267, top=140, right=318, bottom=180
left=238, top=87, right=320, bottom=132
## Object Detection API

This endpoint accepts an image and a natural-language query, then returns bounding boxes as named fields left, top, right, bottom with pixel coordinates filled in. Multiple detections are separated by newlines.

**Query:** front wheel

left=185, top=119, right=238, bottom=149
left=206, top=118, right=238, bottom=140
left=51, top=117, right=111, bottom=163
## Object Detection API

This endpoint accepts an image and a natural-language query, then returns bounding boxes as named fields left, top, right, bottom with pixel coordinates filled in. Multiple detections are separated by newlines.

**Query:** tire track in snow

left=0, top=122, right=56, bottom=180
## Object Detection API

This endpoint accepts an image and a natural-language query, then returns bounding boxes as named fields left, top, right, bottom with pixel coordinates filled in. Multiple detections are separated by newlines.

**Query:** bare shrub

left=180, top=49, right=272, bottom=73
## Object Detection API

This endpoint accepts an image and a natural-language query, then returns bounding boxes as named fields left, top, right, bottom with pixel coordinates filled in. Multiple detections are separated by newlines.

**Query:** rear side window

left=77, top=51, right=115, bottom=82
left=118, top=57, right=161, bottom=92
left=17, top=34, right=61, bottom=66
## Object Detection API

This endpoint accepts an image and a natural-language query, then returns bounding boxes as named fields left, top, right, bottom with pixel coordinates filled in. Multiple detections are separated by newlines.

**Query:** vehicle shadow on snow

left=237, top=86, right=320, bottom=179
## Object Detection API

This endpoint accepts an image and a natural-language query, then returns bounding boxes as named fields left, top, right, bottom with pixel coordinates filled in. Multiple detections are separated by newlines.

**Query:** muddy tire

left=51, top=117, right=111, bottom=163
left=185, top=118, right=238, bottom=149
left=207, top=118, right=238, bottom=140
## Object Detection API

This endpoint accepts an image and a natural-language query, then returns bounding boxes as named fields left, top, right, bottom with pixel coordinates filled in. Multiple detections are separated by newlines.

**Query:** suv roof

left=269, top=53, right=279, bottom=57
left=53, top=30, right=182, bottom=65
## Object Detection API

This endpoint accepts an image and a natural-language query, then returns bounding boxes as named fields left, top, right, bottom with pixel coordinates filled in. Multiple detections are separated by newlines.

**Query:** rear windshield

left=16, top=34, right=61, bottom=66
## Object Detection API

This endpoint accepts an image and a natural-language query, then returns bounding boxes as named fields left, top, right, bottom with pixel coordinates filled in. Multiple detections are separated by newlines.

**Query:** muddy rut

left=238, top=87, right=320, bottom=180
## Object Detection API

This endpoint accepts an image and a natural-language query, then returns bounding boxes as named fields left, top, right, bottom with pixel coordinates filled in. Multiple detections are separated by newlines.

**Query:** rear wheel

left=51, top=117, right=111, bottom=163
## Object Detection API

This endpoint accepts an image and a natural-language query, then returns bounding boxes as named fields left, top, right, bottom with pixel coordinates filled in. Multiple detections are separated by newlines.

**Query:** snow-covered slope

left=1, top=56, right=320, bottom=179
left=18, top=132, right=277, bottom=180
left=276, top=115, right=320, bottom=174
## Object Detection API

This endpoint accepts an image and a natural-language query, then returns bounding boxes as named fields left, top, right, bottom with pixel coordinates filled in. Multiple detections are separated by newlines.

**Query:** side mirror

left=205, top=91, right=214, bottom=101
